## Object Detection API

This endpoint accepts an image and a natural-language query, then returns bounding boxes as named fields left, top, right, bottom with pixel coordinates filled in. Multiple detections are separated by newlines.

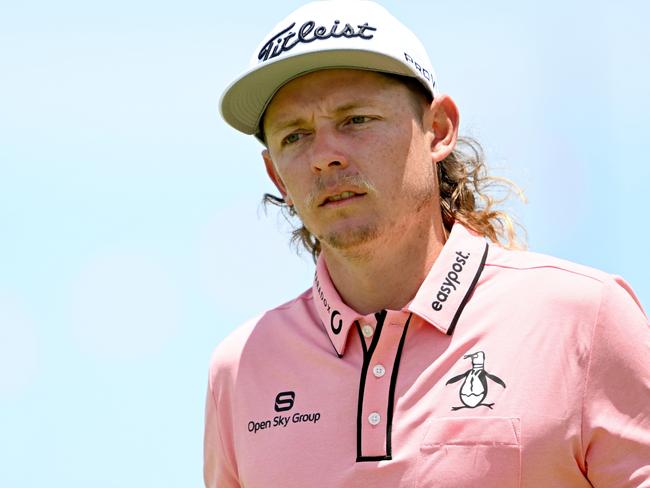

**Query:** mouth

left=319, top=190, right=366, bottom=207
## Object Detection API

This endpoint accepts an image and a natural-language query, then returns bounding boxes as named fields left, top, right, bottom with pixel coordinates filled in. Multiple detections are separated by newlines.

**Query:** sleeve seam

left=207, top=366, right=240, bottom=486
left=579, top=278, right=607, bottom=472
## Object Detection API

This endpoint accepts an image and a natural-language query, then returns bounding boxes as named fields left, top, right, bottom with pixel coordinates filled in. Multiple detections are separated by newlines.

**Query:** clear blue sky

left=1, top=1, right=648, bottom=486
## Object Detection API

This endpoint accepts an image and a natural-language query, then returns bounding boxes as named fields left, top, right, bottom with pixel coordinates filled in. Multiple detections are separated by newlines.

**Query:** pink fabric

left=204, top=224, right=650, bottom=487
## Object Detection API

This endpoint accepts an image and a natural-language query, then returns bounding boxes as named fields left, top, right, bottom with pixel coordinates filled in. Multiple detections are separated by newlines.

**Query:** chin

left=320, top=224, right=380, bottom=251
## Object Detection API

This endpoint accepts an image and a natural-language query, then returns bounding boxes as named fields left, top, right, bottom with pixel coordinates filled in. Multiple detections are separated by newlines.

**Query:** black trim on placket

left=446, top=242, right=489, bottom=336
left=385, top=313, right=412, bottom=457
left=356, top=454, right=391, bottom=462
left=355, top=310, right=387, bottom=462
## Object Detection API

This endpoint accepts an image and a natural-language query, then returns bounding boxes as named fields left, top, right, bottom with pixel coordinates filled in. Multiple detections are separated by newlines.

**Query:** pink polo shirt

left=204, top=224, right=650, bottom=487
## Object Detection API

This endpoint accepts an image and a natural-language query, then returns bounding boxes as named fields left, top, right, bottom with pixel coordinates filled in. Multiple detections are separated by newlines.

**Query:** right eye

left=282, top=132, right=302, bottom=145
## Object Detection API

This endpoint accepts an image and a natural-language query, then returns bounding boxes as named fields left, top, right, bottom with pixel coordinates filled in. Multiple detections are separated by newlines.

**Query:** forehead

left=262, top=69, right=404, bottom=127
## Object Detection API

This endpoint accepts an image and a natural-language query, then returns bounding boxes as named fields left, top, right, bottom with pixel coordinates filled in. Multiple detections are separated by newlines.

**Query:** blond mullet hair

left=437, top=136, right=526, bottom=249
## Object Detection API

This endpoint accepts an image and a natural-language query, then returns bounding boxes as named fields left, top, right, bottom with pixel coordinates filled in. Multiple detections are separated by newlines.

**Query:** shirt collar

left=407, top=223, right=489, bottom=335
left=312, top=223, right=489, bottom=356
left=312, top=258, right=365, bottom=357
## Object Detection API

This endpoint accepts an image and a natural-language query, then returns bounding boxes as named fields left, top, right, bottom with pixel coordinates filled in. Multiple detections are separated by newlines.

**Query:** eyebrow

left=266, top=99, right=378, bottom=137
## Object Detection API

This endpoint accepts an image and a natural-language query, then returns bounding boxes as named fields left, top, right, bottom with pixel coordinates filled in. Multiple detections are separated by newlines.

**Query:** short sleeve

left=582, top=276, right=650, bottom=487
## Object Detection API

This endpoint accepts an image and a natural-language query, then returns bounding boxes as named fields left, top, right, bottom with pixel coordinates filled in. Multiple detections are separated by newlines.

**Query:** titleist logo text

left=259, top=20, right=377, bottom=62
left=432, top=251, right=471, bottom=311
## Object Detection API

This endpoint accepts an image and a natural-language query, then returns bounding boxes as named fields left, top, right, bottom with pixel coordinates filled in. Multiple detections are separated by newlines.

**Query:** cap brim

left=219, top=49, right=420, bottom=136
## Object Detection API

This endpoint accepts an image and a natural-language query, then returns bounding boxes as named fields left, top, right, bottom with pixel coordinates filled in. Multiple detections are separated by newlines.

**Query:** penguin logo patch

left=446, top=351, right=506, bottom=411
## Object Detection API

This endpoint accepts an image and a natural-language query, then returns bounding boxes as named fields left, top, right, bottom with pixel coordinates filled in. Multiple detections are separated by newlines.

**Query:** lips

left=319, top=190, right=366, bottom=206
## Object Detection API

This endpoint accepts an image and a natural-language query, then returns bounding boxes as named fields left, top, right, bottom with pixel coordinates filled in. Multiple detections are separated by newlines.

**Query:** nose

left=309, top=128, right=349, bottom=173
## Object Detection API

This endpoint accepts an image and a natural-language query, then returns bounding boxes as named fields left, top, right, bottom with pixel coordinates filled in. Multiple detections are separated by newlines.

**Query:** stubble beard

left=318, top=221, right=380, bottom=252
left=299, top=173, right=381, bottom=254
left=299, top=169, right=438, bottom=257
left=316, top=184, right=437, bottom=258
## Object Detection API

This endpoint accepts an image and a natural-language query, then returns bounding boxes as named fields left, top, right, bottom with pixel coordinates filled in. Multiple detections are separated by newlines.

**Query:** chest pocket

left=415, top=417, right=521, bottom=488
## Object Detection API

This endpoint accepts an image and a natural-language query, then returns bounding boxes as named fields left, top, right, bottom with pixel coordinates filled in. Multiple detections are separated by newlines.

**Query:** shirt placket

left=356, top=310, right=411, bottom=461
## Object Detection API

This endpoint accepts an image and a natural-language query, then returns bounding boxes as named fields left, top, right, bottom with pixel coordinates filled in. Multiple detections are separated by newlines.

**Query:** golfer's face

left=263, top=69, right=440, bottom=252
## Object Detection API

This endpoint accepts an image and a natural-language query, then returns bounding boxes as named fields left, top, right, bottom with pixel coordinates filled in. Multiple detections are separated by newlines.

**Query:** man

left=205, top=1, right=650, bottom=486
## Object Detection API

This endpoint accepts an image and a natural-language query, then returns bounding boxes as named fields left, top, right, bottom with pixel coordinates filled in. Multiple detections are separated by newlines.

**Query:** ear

left=262, top=149, right=293, bottom=206
left=424, top=94, right=459, bottom=163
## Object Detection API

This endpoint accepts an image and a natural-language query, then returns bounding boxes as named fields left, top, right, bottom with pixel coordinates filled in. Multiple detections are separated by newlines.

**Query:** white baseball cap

left=219, top=0, right=439, bottom=137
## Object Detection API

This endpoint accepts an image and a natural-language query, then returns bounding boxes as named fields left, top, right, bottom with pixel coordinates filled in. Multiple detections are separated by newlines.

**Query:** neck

left=321, top=219, right=447, bottom=315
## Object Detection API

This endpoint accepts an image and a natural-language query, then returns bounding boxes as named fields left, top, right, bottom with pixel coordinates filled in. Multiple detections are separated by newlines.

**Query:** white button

left=372, top=364, right=386, bottom=378
left=368, top=412, right=381, bottom=426
left=361, top=324, right=374, bottom=337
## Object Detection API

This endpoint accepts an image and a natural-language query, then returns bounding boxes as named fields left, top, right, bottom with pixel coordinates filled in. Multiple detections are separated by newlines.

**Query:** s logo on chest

left=274, top=391, right=296, bottom=412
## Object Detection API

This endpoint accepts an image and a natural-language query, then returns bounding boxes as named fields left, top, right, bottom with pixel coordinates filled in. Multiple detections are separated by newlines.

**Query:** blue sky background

left=1, top=0, right=648, bottom=486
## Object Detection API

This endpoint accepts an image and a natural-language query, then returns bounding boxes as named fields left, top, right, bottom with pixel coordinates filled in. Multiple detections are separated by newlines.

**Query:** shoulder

left=486, top=245, right=611, bottom=297
left=484, top=244, right=647, bottom=319
left=486, top=244, right=610, bottom=283
left=208, top=288, right=315, bottom=383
